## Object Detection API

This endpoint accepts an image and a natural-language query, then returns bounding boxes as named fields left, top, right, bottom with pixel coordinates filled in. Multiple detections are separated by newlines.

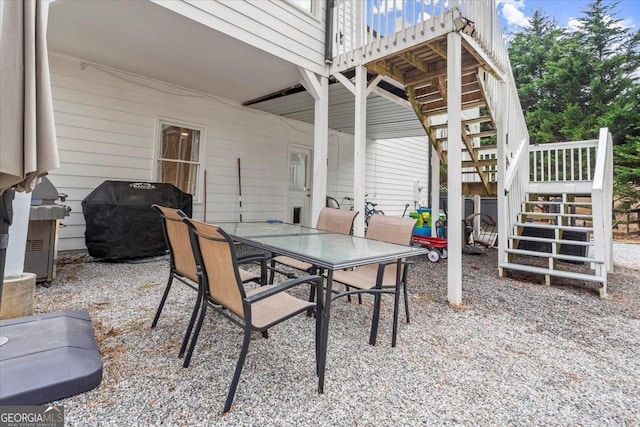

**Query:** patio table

left=220, top=221, right=429, bottom=393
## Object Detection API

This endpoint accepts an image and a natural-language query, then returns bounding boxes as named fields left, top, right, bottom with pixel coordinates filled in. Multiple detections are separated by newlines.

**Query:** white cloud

left=372, top=0, right=405, bottom=15
left=567, top=17, right=582, bottom=32
left=568, top=13, right=634, bottom=33
left=497, top=0, right=531, bottom=29
left=615, top=16, right=635, bottom=30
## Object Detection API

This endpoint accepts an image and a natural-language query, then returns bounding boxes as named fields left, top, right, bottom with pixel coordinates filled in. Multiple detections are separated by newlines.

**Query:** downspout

left=324, top=0, right=334, bottom=64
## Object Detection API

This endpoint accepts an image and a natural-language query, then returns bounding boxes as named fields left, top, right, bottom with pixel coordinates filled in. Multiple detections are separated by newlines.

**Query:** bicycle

left=326, top=195, right=340, bottom=209
left=342, top=195, right=384, bottom=225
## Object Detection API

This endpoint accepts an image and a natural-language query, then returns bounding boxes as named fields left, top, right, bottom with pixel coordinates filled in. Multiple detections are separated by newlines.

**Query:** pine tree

left=508, top=0, right=640, bottom=202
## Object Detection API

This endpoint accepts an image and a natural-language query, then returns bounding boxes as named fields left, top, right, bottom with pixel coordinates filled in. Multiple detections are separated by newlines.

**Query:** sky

left=497, top=0, right=640, bottom=33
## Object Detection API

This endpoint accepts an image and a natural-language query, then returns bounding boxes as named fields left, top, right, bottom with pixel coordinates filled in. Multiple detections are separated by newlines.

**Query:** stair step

left=500, top=262, right=605, bottom=283
left=519, top=212, right=593, bottom=220
left=467, top=130, right=497, bottom=139
left=524, top=200, right=592, bottom=207
left=430, top=116, right=493, bottom=131
left=513, top=222, right=593, bottom=233
left=505, top=248, right=603, bottom=264
left=508, top=235, right=594, bottom=247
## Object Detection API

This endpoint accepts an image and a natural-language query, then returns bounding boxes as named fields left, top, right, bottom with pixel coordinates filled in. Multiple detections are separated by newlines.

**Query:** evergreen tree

left=614, top=135, right=640, bottom=203
left=508, top=0, right=640, bottom=201
left=508, top=10, right=566, bottom=143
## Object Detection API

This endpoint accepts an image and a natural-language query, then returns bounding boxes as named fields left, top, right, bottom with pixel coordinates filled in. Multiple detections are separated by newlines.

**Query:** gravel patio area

left=29, top=242, right=640, bottom=426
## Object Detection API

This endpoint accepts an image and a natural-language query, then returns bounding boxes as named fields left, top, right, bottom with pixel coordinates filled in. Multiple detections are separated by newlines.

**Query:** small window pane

left=158, top=123, right=201, bottom=196
left=289, top=0, right=313, bottom=13
left=161, top=125, right=199, bottom=161
left=289, top=152, right=307, bottom=191
left=159, top=160, right=198, bottom=195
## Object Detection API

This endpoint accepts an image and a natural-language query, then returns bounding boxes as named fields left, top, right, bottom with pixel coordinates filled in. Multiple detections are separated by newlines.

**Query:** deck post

left=447, top=31, right=462, bottom=305
left=312, top=76, right=329, bottom=225
left=353, top=65, right=367, bottom=237
left=496, top=81, right=508, bottom=277
left=299, top=68, right=329, bottom=226
left=430, top=143, right=440, bottom=237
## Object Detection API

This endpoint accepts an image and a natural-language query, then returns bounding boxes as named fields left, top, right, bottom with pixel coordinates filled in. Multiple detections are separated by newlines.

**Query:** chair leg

left=179, top=288, right=203, bottom=358
left=183, top=298, right=208, bottom=368
left=306, top=284, right=316, bottom=318
left=223, top=328, right=252, bottom=414
left=369, top=292, right=382, bottom=346
left=151, top=274, right=174, bottom=328
left=306, top=267, right=319, bottom=317
left=314, top=278, right=324, bottom=378
left=403, top=279, right=410, bottom=324
left=392, top=285, right=401, bottom=348
left=268, top=257, right=276, bottom=284
left=260, top=258, right=267, bottom=285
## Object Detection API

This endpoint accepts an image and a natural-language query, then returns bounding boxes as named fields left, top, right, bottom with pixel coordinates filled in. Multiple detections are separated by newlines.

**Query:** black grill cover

left=82, top=181, right=192, bottom=260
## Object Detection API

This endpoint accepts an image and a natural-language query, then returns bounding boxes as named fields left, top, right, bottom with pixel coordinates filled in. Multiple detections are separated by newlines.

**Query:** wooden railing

left=333, top=0, right=450, bottom=66
left=496, top=60, right=530, bottom=271
left=591, top=128, right=614, bottom=272
left=506, top=129, right=613, bottom=270
left=332, top=0, right=508, bottom=73
left=530, top=139, right=598, bottom=183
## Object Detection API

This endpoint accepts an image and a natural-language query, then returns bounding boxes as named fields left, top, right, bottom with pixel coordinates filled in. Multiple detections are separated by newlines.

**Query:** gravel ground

left=26, top=242, right=640, bottom=426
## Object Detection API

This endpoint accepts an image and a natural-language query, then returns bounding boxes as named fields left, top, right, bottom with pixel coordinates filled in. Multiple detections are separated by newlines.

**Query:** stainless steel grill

left=24, top=177, right=71, bottom=284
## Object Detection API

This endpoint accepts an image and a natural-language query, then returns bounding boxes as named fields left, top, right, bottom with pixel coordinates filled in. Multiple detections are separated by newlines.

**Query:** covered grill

left=24, top=177, right=72, bottom=283
left=82, top=181, right=192, bottom=260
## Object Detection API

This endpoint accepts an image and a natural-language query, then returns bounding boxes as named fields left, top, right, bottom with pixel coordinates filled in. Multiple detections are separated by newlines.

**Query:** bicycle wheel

left=326, top=196, right=340, bottom=209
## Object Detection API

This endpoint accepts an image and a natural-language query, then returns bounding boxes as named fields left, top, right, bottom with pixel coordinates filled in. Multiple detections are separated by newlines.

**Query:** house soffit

left=47, top=0, right=304, bottom=104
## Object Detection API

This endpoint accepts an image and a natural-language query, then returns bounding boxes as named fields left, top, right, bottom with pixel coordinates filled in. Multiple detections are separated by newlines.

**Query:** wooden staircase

left=330, top=1, right=613, bottom=297
left=367, top=36, right=499, bottom=196
left=501, top=192, right=608, bottom=297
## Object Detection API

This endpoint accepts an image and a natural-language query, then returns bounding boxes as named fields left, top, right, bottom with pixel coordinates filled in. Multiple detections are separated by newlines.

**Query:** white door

left=288, top=146, right=312, bottom=226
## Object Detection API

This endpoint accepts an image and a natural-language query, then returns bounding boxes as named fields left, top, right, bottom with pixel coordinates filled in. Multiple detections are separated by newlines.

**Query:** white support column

left=299, top=67, right=329, bottom=225
left=447, top=32, right=463, bottom=305
left=496, top=81, right=508, bottom=277
left=430, top=143, right=440, bottom=236
left=353, top=65, right=367, bottom=237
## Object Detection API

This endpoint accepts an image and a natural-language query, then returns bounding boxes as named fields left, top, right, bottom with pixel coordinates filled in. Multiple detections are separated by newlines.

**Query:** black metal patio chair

left=150, top=204, right=266, bottom=358
left=329, top=214, right=417, bottom=347
left=182, top=217, right=323, bottom=413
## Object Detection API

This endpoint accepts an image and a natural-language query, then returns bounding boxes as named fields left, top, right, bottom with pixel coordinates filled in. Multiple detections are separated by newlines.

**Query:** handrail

left=590, top=128, right=614, bottom=271
left=332, top=0, right=509, bottom=73
left=529, top=139, right=598, bottom=183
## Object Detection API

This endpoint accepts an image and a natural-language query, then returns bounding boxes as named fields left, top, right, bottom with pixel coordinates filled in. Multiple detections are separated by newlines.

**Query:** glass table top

left=234, top=232, right=428, bottom=270
left=217, top=221, right=328, bottom=238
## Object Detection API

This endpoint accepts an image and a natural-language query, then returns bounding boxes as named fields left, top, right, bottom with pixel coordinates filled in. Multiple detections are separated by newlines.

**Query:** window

left=288, top=0, right=314, bottom=15
left=156, top=121, right=203, bottom=198
left=289, top=151, right=308, bottom=191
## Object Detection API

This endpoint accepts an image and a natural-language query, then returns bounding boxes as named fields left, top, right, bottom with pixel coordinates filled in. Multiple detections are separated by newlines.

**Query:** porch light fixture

left=453, top=16, right=476, bottom=37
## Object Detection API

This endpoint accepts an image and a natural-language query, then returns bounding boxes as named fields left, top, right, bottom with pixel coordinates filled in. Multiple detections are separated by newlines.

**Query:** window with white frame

left=156, top=121, right=203, bottom=198
left=288, top=0, right=315, bottom=15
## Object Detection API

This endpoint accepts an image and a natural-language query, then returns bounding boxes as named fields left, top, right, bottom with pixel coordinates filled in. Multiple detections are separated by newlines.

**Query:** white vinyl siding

left=327, top=135, right=430, bottom=216
left=49, top=54, right=316, bottom=252
left=48, top=54, right=429, bottom=253
left=155, top=0, right=327, bottom=76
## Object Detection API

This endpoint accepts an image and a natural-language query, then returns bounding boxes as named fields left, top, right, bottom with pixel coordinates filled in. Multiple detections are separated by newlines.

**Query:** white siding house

left=156, top=0, right=329, bottom=75
left=48, top=53, right=429, bottom=252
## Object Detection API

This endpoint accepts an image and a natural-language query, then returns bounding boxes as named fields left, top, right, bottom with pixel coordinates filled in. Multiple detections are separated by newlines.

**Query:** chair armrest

left=244, top=275, right=322, bottom=304
left=237, top=253, right=268, bottom=264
